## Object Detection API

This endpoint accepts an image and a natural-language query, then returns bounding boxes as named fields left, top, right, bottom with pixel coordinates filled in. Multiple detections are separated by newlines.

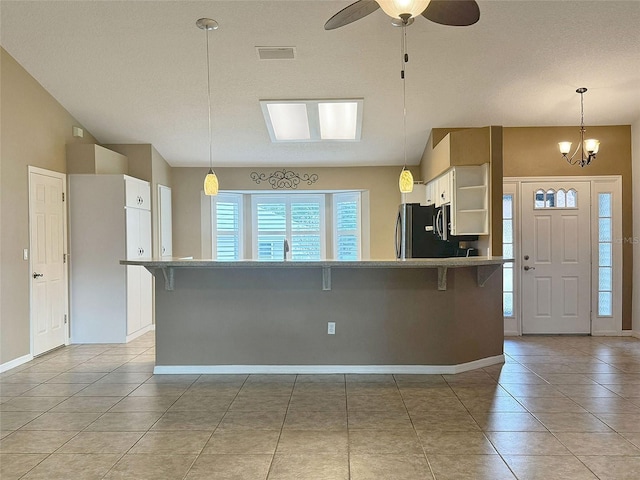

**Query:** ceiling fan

left=325, top=0, right=480, bottom=29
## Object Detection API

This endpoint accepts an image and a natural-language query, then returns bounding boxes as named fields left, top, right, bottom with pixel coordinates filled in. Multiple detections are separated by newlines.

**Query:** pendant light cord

left=401, top=23, right=408, bottom=169
left=205, top=27, right=213, bottom=172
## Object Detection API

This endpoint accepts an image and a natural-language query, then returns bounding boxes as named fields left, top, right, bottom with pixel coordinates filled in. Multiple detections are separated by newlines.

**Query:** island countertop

left=120, top=256, right=505, bottom=269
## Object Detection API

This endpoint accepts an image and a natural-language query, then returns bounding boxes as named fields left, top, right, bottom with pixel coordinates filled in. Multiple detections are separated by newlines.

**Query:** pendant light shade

left=399, top=167, right=414, bottom=193
left=377, top=0, right=431, bottom=19
left=204, top=169, right=219, bottom=196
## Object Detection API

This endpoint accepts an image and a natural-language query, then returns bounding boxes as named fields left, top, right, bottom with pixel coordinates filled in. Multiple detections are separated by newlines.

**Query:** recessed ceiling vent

left=256, top=46, right=296, bottom=60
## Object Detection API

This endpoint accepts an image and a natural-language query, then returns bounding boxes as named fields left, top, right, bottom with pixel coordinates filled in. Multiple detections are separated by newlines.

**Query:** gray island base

left=121, top=258, right=505, bottom=375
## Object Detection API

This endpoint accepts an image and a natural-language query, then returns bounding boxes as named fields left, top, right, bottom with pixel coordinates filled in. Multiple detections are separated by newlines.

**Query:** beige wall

left=632, top=120, right=640, bottom=333
left=171, top=165, right=416, bottom=260
left=503, top=126, right=633, bottom=330
left=419, top=126, right=504, bottom=256
left=0, top=48, right=97, bottom=365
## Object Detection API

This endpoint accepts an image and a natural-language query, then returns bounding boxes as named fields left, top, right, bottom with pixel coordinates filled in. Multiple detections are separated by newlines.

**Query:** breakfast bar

left=121, top=258, right=505, bottom=374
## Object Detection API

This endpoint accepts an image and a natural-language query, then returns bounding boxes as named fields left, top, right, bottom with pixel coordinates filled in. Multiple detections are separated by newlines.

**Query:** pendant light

left=558, top=87, right=600, bottom=168
left=197, top=18, right=219, bottom=196
left=398, top=17, right=414, bottom=194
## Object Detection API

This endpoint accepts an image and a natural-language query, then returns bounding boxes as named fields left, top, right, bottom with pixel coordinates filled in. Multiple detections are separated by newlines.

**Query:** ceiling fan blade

left=422, top=0, right=480, bottom=26
left=324, top=0, right=380, bottom=30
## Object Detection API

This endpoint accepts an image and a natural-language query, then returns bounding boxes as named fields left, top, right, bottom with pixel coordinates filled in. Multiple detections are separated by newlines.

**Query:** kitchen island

left=121, top=258, right=505, bottom=374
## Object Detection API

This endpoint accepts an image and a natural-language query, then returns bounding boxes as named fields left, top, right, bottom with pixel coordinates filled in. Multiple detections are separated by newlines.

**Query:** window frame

left=333, top=191, right=362, bottom=261
left=211, top=192, right=244, bottom=261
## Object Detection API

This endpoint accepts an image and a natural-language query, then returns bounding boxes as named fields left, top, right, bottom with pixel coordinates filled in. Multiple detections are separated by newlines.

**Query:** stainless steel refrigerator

left=395, top=203, right=455, bottom=259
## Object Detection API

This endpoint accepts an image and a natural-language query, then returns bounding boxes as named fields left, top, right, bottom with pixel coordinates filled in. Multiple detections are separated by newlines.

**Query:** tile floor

left=1, top=333, right=640, bottom=479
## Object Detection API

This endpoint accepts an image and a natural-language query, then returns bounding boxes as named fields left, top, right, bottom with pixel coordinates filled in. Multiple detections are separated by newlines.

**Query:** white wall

left=633, top=119, right=640, bottom=334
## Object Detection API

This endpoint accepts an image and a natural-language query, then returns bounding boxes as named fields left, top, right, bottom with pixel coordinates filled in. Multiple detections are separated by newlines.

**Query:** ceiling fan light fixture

left=377, top=0, right=431, bottom=19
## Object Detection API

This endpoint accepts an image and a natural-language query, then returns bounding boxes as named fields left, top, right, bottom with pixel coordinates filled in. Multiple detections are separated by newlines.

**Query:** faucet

left=283, top=238, right=290, bottom=261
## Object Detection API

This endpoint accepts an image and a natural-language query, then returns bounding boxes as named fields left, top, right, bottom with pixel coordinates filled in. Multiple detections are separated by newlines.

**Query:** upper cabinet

left=125, top=176, right=151, bottom=210
left=426, top=164, right=489, bottom=236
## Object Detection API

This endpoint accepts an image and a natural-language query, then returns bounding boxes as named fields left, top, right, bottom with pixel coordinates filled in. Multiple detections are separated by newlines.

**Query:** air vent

left=256, top=46, right=296, bottom=60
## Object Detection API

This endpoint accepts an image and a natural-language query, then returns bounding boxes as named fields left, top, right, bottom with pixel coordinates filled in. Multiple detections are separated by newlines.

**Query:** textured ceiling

left=1, top=0, right=639, bottom=167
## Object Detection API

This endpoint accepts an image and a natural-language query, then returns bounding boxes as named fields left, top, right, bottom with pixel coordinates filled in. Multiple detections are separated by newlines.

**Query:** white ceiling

left=1, top=1, right=639, bottom=168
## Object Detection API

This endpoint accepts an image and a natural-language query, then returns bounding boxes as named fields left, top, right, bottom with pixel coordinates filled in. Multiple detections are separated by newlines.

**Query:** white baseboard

left=153, top=354, right=505, bottom=375
left=0, top=353, right=33, bottom=373
left=126, top=324, right=155, bottom=343
left=622, top=330, right=640, bottom=339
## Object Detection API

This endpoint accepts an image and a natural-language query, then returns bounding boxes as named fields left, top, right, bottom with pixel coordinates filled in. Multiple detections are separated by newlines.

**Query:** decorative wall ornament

left=250, top=169, right=319, bottom=189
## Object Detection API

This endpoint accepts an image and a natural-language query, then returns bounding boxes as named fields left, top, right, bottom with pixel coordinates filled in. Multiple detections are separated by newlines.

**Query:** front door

left=30, top=169, right=66, bottom=355
left=521, top=181, right=591, bottom=334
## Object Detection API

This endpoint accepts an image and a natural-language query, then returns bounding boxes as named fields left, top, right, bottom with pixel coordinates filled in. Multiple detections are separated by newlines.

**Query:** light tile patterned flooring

left=1, top=334, right=640, bottom=479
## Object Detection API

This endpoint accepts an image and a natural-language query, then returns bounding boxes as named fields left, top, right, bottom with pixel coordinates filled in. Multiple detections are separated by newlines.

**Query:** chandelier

left=558, top=87, right=600, bottom=168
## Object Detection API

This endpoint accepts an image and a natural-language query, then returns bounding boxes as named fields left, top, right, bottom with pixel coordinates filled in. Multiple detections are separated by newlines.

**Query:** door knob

left=33, top=272, right=43, bottom=278
left=524, top=265, right=536, bottom=271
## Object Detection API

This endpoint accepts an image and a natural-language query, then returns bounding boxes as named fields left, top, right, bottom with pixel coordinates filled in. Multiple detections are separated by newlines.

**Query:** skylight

left=260, top=99, right=363, bottom=143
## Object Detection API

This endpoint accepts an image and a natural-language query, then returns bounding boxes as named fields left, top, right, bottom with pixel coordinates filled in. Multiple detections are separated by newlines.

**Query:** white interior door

left=30, top=169, right=66, bottom=355
left=158, top=185, right=172, bottom=257
left=521, top=182, right=591, bottom=334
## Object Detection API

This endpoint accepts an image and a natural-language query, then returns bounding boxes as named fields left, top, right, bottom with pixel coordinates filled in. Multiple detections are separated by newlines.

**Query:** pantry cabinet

left=69, top=174, right=153, bottom=343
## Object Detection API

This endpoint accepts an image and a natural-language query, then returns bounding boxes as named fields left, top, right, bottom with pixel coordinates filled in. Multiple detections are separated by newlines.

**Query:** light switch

left=23, top=248, right=28, bottom=260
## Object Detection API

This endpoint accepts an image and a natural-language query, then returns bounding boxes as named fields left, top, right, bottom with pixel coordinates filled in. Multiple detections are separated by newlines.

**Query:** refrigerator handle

left=395, top=212, right=402, bottom=259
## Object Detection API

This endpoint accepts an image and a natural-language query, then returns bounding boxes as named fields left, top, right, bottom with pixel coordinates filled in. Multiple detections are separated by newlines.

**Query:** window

left=333, top=192, right=361, bottom=260
left=597, top=193, right=613, bottom=316
left=503, top=194, right=514, bottom=317
left=252, top=194, right=325, bottom=260
left=534, top=188, right=577, bottom=209
left=212, top=193, right=243, bottom=260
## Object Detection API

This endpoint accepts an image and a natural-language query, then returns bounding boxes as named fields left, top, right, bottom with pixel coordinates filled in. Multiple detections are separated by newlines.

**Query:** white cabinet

left=451, top=164, right=489, bottom=236
left=436, top=171, right=453, bottom=206
left=401, top=184, right=427, bottom=205
left=426, top=164, right=489, bottom=236
left=69, top=174, right=153, bottom=343
left=125, top=176, right=151, bottom=210
left=158, top=185, right=173, bottom=257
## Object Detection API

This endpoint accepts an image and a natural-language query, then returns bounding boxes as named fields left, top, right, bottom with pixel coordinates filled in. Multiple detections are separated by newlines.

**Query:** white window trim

left=333, top=191, right=362, bottom=261
left=212, top=193, right=244, bottom=260
left=251, top=193, right=327, bottom=260
left=503, top=182, right=520, bottom=336
left=504, top=176, right=622, bottom=336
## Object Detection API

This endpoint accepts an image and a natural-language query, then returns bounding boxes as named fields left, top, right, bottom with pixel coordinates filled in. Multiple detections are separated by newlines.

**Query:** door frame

left=503, top=175, right=622, bottom=336
left=28, top=166, right=70, bottom=354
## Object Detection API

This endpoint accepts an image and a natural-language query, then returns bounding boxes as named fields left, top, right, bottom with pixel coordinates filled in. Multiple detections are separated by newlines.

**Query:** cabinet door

left=125, top=209, right=140, bottom=260
left=125, top=178, right=151, bottom=210
left=138, top=209, right=152, bottom=258
left=426, top=181, right=436, bottom=205
left=137, top=183, right=151, bottom=211
left=438, top=171, right=453, bottom=205
left=158, top=185, right=172, bottom=257
left=126, top=266, right=141, bottom=335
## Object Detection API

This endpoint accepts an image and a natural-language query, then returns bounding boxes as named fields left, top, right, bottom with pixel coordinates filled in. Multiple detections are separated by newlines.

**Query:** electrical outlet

left=327, top=322, right=336, bottom=335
